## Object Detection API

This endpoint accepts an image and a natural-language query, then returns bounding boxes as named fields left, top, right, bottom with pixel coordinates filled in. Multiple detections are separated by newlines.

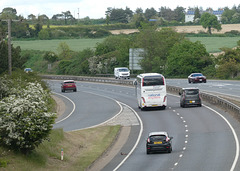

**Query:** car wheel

left=168, top=147, right=172, bottom=153
left=74, top=89, right=77, bottom=92
left=62, top=89, right=65, bottom=92
left=188, top=79, right=191, bottom=83
left=146, top=149, right=150, bottom=155
left=199, top=104, right=202, bottom=107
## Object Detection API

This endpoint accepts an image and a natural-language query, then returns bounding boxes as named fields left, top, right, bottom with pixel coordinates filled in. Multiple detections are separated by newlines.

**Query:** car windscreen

left=150, top=135, right=166, bottom=141
left=119, top=69, right=129, bottom=72
left=193, top=74, right=203, bottom=77
left=64, top=81, right=74, bottom=84
left=185, top=89, right=199, bottom=95
left=143, top=76, right=164, bottom=86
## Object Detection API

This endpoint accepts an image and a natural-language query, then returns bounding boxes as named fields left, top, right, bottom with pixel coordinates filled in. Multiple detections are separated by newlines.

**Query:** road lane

left=47, top=80, right=240, bottom=171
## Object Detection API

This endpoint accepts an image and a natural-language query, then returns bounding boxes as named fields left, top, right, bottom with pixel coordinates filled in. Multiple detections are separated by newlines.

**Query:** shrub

left=0, top=72, right=56, bottom=154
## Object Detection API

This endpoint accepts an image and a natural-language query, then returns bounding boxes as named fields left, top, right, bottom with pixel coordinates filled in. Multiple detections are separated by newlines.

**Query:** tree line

left=1, top=25, right=238, bottom=79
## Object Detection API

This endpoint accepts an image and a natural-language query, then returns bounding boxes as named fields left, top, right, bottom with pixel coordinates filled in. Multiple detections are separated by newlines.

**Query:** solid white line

left=53, top=92, right=76, bottom=124
left=203, top=104, right=239, bottom=171
left=113, top=102, right=143, bottom=171
left=68, top=91, right=123, bottom=131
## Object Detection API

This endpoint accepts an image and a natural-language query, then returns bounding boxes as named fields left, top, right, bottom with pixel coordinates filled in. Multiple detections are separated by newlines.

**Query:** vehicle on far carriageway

left=188, top=73, right=207, bottom=83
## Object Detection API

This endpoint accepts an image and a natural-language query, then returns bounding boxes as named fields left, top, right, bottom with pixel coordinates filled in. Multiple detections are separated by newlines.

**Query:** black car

left=188, top=73, right=206, bottom=83
left=179, top=88, right=202, bottom=107
left=146, top=131, right=173, bottom=154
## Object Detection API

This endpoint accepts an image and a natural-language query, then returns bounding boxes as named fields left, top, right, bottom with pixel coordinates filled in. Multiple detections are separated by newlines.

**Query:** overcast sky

left=1, top=0, right=240, bottom=19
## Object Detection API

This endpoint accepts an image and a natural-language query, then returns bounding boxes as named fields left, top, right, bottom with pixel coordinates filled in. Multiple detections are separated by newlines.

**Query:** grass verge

left=0, top=125, right=121, bottom=171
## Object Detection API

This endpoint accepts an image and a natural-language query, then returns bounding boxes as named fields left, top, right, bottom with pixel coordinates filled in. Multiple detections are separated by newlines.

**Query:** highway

left=47, top=79, right=240, bottom=171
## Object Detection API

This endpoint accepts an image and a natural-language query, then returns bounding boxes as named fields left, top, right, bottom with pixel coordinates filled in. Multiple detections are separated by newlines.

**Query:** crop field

left=12, top=38, right=105, bottom=52
left=13, top=36, right=240, bottom=53
left=187, top=37, right=240, bottom=53
left=13, top=24, right=240, bottom=53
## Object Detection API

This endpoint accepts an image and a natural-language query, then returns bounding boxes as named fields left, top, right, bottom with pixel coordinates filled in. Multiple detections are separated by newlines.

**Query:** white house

left=185, top=10, right=224, bottom=23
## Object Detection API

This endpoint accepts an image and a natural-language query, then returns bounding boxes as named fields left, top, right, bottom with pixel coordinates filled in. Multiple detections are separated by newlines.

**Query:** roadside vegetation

left=0, top=70, right=121, bottom=170
left=1, top=5, right=240, bottom=170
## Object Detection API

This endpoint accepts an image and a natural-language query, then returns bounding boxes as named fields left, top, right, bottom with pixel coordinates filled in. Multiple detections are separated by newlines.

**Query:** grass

left=13, top=36, right=240, bottom=54
left=187, top=37, right=240, bottom=53
left=12, top=38, right=105, bottom=53
left=0, top=125, right=121, bottom=171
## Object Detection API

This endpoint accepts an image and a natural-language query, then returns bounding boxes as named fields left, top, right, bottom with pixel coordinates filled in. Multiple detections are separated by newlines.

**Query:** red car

left=188, top=73, right=206, bottom=83
left=61, top=80, right=77, bottom=92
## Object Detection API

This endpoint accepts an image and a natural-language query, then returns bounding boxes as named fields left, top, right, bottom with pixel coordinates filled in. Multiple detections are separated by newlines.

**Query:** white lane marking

left=69, top=91, right=123, bottom=131
left=113, top=102, right=143, bottom=171
left=53, top=92, right=76, bottom=124
left=203, top=104, right=239, bottom=171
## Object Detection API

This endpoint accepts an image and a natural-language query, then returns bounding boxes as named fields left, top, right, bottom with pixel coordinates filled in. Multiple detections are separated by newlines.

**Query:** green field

left=187, top=37, right=240, bottom=53
left=12, top=37, right=240, bottom=53
left=12, top=38, right=105, bottom=52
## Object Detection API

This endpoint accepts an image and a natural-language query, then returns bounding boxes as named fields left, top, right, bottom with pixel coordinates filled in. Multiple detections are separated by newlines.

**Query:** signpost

left=129, top=48, right=145, bottom=71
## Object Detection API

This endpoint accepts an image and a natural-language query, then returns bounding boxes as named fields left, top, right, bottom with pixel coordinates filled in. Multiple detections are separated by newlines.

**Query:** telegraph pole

left=1, top=19, right=22, bottom=75
left=7, top=19, right=12, bottom=75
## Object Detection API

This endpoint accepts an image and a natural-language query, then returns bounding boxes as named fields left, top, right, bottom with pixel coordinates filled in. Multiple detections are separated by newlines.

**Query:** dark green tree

left=134, top=27, right=184, bottom=73
left=194, top=7, right=201, bottom=21
left=109, top=8, right=128, bottom=23
left=144, top=7, right=157, bottom=21
left=166, top=40, right=213, bottom=76
left=174, top=6, right=185, bottom=22
left=200, top=13, right=222, bottom=34
left=221, top=7, right=235, bottom=24
left=0, top=41, right=25, bottom=74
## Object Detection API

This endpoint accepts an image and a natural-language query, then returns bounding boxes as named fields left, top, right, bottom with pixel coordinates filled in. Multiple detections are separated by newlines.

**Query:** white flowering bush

left=0, top=73, right=56, bottom=154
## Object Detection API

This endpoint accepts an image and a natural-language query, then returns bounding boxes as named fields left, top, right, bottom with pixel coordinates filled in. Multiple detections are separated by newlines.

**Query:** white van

left=114, top=67, right=130, bottom=79
left=134, top=73, right=167, bottom=110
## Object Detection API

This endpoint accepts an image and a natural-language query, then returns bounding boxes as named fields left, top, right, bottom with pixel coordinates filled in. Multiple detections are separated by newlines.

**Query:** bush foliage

left=0, top=70, right=56, bottom=154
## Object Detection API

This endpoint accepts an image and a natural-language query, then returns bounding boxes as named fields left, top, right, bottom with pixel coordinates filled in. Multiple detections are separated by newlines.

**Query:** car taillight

left=147, top=138, right=150, bottom=143
left=142, top=97, right=146, bottom=103
left=163, top=96, right=167, bottom=102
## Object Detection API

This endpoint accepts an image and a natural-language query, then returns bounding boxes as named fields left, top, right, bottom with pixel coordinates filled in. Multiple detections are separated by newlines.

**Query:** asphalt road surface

left=47, top=79, right=240, bottom=171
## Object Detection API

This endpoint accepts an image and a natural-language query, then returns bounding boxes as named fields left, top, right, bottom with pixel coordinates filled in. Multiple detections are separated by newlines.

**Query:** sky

left=1, top=0, right=240, bottom=19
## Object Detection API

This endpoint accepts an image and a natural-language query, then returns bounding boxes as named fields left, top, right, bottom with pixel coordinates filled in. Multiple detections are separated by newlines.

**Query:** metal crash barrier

left=41, top=75, right=240, bottom=122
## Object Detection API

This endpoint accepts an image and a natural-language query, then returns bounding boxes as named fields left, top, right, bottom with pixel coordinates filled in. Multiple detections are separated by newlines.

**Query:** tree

left=174, top=6, right=185, bottom=22
left=134, top=27, right=184, bottom=73
left=215, top=46, right=240, bottom=78
left=144, top=8, right=157, bottom=21
left=221, top=7, right=236, bottom=24
left=109, top=8, right=128, bottom=23
left=43, top=51, right=58, bottom=63
left=0, top=41, right=25, bottom=74
left=0, top=7, right=17, bottom=19
left=200, top=12, right=222, bottom=34
left=57, top=42, right=73, bottom=60
left=194, top=7, right=201, bottom=22
left=166, top=40, right=213, bottom=76
left=62, top=11, right=75, bottom=25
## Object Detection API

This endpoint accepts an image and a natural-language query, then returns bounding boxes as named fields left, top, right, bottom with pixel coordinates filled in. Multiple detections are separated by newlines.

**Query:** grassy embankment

left=0, top=125, right=121, bottom=170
